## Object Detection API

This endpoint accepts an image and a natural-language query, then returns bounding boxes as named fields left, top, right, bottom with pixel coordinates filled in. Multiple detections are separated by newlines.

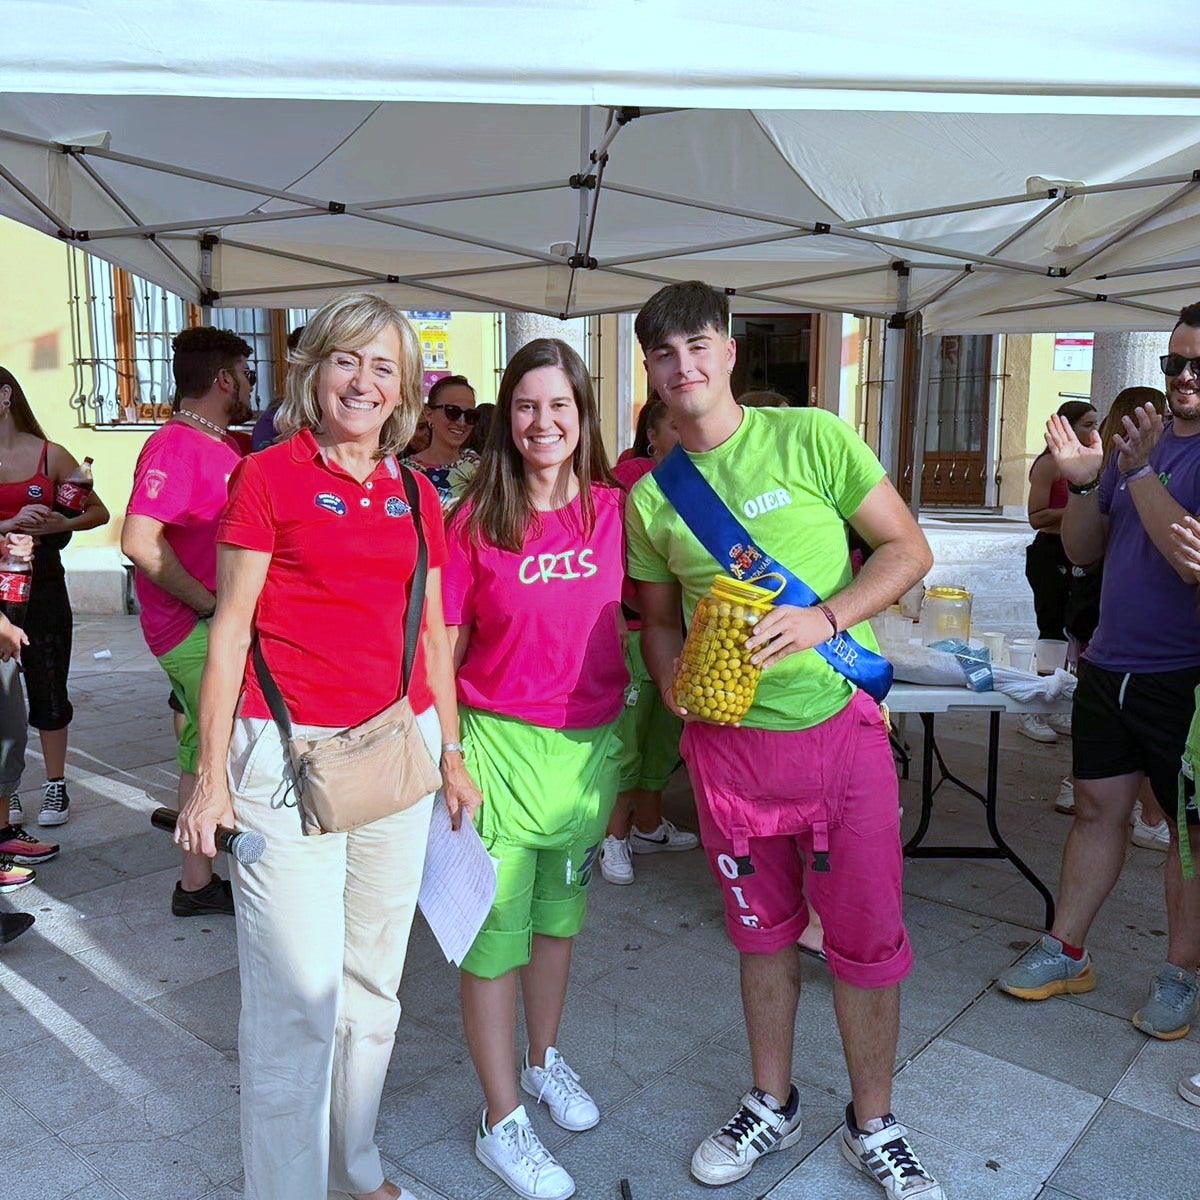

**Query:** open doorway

left=730, top=313, right=814, bottom=406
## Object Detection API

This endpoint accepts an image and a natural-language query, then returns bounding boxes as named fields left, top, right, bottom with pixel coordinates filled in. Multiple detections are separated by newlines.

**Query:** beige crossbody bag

left=252, top=465, right=441, bottom=835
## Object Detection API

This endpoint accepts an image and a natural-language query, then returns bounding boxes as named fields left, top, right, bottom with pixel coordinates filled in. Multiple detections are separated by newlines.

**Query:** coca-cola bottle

left=55, top=457, right=94, bottom=517
left=0, top=535, right=34, bottom=628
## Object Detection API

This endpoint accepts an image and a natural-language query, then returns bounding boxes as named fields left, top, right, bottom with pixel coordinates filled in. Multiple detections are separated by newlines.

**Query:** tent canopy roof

left=4, top=1, right=1200, bottom=332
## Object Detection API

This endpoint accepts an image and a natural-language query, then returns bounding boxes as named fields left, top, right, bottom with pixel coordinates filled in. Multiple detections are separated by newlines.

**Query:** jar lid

left=925, top=585, right=971, bottom=601
left=711, top=573, right=781, bottom=605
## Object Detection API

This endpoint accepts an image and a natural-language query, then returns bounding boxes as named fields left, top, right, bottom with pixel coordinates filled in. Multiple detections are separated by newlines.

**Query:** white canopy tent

left=2, top=0, right=1200, bottom=336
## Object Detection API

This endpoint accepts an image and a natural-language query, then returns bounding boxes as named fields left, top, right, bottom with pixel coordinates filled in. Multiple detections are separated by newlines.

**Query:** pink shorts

left=681, top=691, right=912, bottom=990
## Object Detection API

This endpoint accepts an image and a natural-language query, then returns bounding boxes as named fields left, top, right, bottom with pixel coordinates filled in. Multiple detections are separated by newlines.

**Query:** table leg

left=902, top=709, right=1056, bottom=929
left=982, top=711, right=1057, bottom=929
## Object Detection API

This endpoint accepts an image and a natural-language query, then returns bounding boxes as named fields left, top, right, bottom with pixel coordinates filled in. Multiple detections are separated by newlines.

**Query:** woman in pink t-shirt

left=442, top=338, right=627, bottom=1200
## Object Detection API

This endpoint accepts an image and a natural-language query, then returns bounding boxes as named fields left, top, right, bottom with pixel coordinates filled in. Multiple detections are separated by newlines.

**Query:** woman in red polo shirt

left=177, top=293, right=481, bottom=1200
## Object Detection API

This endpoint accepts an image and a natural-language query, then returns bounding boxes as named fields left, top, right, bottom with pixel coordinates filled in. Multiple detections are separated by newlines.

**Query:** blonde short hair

left=275, top=293, right=422, bottom=458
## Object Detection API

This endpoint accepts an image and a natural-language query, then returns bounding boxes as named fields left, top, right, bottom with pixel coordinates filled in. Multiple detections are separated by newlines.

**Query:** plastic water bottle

left=55, top=456, right=94, bottom=516
left=0, top=535, right=34, bottom=627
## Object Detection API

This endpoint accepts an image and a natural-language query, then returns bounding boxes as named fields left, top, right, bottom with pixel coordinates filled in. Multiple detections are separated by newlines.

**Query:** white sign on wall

left=1054, top=333, right=1094, bottom=372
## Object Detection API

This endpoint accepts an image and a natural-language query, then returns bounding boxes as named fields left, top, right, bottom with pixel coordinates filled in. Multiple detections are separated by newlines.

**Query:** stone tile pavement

left=1, top=615, right=1197, bottom=1200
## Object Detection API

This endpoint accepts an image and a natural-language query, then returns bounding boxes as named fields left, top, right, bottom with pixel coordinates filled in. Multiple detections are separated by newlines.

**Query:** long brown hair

left=1099, top=386, right=1167, bottom=470
left=0, top=367, right=49, bottom=439
left=461, top=339, right=614, bottom=552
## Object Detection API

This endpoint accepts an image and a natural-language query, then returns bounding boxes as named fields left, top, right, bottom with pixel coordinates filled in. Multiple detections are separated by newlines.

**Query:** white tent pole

left=909, top=329, right=932, bottom=517
left=0, top=161, right=70, bottom=234
left=84, top=206, right=334, bottom=239
left=603, top=182, right=812, bottom=229
left=217, top=274, right=566, bottom=319
left=823, top=226, right=1057, bottom=276
left=1065, top=172, right=1200, bottom=196
left=740, top=264, right=895, bottom=292
left=1089, top=280, right=1200, bottom=299
left=838, top=189, right=1053, bottom=229
left=912, top=194, right=1072, bottom=319
left=1097, top=258, right=1200, bottom=279
left=601, top=229, right=819, bottom=268
left=988, top=194, right=1072, bottom=255
left=1070, top=180, right=1200, bottom=274
left=71, top=155, right=203, bottom=293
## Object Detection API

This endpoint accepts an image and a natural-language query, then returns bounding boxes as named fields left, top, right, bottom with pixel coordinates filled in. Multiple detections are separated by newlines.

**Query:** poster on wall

left=1054, top=333, right=1094, bottom=372
left=409, top=311, right=452, bottom=390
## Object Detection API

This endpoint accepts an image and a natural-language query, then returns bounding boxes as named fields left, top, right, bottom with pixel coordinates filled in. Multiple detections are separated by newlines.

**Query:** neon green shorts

left=156, top=620, right=208, bottom=775
left=616, top=631, right=683, bottom=793
left=460, top=706, right=619, bottom=979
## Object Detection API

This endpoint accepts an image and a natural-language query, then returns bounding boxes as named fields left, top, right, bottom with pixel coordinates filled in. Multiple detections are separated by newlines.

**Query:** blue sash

left=652, top=446, right=893, bottom=702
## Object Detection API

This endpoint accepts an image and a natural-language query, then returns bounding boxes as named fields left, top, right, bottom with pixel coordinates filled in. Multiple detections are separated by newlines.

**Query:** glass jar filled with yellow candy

left=672, top=574, right=782, bottom=724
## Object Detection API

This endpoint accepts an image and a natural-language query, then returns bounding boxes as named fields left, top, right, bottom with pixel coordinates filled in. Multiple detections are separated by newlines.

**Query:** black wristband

left=1067, top=477, right=1101, bottom=496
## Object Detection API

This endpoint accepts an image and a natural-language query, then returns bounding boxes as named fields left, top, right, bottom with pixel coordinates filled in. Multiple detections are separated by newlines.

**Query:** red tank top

left=0, top=442, right=54, bottom=520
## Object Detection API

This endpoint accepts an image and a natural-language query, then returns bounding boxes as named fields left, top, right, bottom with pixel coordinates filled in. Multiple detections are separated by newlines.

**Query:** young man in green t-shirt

left=627, top=281, right=941, bottom=1199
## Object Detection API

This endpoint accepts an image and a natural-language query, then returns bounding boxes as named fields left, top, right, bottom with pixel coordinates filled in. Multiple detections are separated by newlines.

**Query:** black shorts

left=1072, top=663, right=1200, bottom=808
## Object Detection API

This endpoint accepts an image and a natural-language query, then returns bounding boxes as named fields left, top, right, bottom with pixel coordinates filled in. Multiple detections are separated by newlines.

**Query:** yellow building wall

left=0, top=217, right=502, bottom=561
left=0, top=219, right=139, bottom=553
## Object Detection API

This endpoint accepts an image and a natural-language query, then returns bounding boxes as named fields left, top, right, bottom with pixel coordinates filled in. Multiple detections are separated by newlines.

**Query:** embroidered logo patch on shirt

left=27, top=484, right=43, bottom=500
left=315, top=492, right=347, bottom=516
left=385, top=496, right=411, bottom=518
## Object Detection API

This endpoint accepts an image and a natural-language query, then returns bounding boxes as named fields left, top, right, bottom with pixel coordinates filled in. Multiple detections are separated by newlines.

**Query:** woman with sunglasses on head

left=403, top=374, right=481, bottom=507
left=443, top=339, right=627, bottom=1200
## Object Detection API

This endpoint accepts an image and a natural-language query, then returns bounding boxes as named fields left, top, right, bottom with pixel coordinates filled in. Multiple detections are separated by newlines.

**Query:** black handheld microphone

left=150, top=806, right=266, bottom=865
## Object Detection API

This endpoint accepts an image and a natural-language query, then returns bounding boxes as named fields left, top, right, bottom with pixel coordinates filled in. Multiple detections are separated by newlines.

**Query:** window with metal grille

left=74, top=255, right=309, bottom=427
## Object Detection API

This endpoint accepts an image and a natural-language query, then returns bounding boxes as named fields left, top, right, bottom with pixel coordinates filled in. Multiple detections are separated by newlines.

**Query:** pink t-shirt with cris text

left=127, top=422, right=242, bottom=657
left=443, top=485, right=629, bottom=729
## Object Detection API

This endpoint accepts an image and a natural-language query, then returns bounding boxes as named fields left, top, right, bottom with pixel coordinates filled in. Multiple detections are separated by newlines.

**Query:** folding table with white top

left=886, top=682, right=1064, bottom=928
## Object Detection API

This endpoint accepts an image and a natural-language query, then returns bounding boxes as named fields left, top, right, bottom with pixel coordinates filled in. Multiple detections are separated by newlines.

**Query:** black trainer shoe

left=172, top=875, right=235, bottom=917
left=0, top=911, right=35, bottom=944
left=37, top=780, right=70, bottom=827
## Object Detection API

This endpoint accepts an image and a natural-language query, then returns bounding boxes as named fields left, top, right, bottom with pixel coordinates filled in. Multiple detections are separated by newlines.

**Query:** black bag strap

left=252, top=461, right=429, bottom=739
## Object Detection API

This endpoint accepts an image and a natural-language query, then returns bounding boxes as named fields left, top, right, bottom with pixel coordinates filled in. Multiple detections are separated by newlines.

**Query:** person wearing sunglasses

left=1000, top=302, right=1200, bottom=1049
left=403, top=374, right=481, bottom=507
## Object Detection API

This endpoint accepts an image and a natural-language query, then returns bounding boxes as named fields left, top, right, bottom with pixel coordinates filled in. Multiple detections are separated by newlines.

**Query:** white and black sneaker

left=6, top=794, right=23, bottom=826
left=839, top=1105, right=944, bottom=1199
left=38, top=780, right=70, bottom=827
left=475, top=1104, right=575, bottom=1200
left=690, top=1085, right=803, bottom=1186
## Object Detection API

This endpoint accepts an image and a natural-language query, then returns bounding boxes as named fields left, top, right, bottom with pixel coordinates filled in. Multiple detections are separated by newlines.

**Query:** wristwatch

left=441, top=742, right=464, bottom=756
left=1067, top=477, right=1101, bottom=496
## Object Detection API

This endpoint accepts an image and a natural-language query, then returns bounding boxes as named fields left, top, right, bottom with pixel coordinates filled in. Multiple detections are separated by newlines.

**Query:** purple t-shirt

left=1085, top=423, right=1200, bottom=673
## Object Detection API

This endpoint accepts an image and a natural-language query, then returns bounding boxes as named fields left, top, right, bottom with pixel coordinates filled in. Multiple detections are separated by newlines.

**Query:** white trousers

left=228, top=707, right=440, bottom=1200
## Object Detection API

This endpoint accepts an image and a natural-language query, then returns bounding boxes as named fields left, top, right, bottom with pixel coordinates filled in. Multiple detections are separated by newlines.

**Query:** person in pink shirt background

left=122, top=327, right=253, bottom=918
left=442, top=338, right=627, bottom=1200
left=599, top=394, right=700, bottom=887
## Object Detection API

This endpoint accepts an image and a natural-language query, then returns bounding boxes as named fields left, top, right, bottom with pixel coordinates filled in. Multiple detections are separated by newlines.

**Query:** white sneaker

left=520, top=1046, right=599, bottom=1131
left=629, top=819, right=700, bottom=854
left=475, top=1105, right=575, bottom=1200
left=1046, top=712, right=1073, bottom=737
left=839, top=1105, right=944, bottom=1199
left=1179, top=1071, right=1200, bottom=1107
left=1054, top=778, right=1075, bottom=815
left=1017, top=714, right=1057, bottom=744
left=6, top=794, right=22, bottom=826
left=690, top=1086, right=803, bottom=1186
left=599, top=835, right=633, bottom=885
left=1131, top=802, right=1170, bottom=852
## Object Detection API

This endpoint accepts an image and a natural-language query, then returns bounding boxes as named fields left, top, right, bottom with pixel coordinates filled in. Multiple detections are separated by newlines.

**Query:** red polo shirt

left=218, top=428, right=447, bottom=726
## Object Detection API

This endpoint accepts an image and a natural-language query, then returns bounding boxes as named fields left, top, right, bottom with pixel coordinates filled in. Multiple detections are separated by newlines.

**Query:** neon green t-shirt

left=625, top=405, right=886, bottom=732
